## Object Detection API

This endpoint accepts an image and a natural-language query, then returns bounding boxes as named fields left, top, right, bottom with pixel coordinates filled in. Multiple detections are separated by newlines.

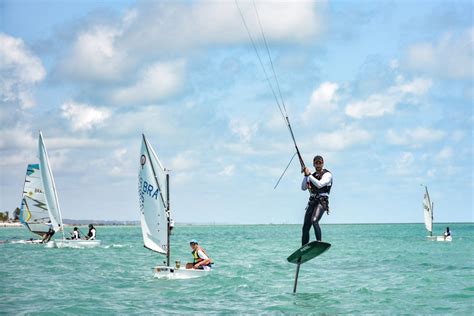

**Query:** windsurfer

left=186, top=239, right=213, bottom=270
left=41, top=222, right=55, bottom=243
left=301, top=155, right=332, bottom=245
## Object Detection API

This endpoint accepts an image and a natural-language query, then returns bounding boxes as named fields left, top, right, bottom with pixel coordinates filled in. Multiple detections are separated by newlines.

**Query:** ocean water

left=1, top=223, right=473, bottom=314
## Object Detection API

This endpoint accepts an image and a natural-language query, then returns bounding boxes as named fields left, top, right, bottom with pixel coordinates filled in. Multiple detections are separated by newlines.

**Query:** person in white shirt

left=85, top=224, right=96, bottom=240
left=71, top=227, right=80, bottom=240
left=301, top=155, right=333, bottom=245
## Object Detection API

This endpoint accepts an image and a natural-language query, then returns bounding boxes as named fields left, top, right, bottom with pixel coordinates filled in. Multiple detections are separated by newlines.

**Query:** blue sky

left=0, top=0, right=472, bottom=225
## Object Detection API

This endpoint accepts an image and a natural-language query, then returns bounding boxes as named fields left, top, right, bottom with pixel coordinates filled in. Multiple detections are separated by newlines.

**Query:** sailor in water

left=186, top=239, right=213, bottom=270
left=85, top=224, right=96, bottom=240
left=301, top=155, right=333, bottom=245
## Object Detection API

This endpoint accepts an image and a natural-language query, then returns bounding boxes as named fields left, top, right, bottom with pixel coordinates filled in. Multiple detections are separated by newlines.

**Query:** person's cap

left=313, top=155, right=324, bottom=162
left=189, top=239, right=198, bottom=244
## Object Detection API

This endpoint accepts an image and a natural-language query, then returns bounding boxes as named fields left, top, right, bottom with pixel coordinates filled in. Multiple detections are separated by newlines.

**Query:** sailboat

left=423, top=186, right=451, bottom=242
left=18, top=163, right=54, bottom=243
left=139, top=134, right=210, bottom=279
left=37, top=131, right=101, bottom=248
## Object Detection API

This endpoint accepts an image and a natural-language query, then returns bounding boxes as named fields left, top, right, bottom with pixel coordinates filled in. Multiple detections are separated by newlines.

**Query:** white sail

left=138, top=134, right=169, bottom=255
left=423, top=186, right=433, bottom=235
left=38, top=132, right=63, bottom=232
left=19, top=164, right=51, bottom=236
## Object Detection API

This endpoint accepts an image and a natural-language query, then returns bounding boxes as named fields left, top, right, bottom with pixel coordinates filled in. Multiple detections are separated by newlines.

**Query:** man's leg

left=301, top=199, right=317, bottom=245
left=311, top=202, right=325, bottom=241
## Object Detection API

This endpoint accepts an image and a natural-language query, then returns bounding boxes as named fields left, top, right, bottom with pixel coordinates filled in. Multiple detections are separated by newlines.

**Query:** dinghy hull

left=49, top=239, right=102, bottom=248
left=153, top=265, right=210, bottom=279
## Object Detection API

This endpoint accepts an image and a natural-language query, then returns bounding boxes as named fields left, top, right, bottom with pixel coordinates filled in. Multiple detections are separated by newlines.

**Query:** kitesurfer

left=186, top=239, right=213, bottom=270
left=301, top=155, right=332, bottom=245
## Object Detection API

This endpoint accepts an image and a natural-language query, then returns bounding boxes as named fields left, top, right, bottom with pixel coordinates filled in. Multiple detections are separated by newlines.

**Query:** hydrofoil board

left=287, top=241, right=331, bottom=264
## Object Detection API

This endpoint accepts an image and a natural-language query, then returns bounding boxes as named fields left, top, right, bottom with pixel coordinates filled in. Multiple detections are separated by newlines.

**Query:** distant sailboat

left=138, top=134, right=209, bottom=278
left=18, top=164, right=51, bottom=243
left=37, top=132, right=101, bottom=248
left=423, top=186, right=451, bottom=242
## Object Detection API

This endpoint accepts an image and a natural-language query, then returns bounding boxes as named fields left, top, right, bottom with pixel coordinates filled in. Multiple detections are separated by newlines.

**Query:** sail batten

left=138, top=135, right=169, bottom=257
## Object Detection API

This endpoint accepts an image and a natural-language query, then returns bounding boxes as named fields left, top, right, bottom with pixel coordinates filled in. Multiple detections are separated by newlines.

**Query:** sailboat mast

left=166, top=173, right=170, bottom=267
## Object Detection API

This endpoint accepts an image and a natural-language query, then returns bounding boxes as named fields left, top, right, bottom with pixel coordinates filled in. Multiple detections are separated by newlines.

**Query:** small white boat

left=37, top=132, right=101, bottom=248
left=423, top=186, right=452, bottom=242
left=53, top=239, right=102, bottom=248
left=139, top=134, right=210, bottom=279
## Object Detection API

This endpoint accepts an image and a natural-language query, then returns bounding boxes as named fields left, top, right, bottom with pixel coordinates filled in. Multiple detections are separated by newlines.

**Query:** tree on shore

left=0, top=212, right=8, bottom=222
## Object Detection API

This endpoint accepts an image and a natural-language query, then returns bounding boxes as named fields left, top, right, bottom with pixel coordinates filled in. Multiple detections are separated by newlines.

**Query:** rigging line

left=234, top=0, right=286, bottom=121
left=274, top=152, right=297, bottom=189
left=236, top=0, right=306, bottom=172
left=252, top=0, right=288, bottom=116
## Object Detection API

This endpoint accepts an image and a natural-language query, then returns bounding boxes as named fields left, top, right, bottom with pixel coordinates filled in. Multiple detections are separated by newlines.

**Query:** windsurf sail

left=38, top=132, right=64, bottom=233
left=19, top=164, right=51, bottom=236
left=423, top=186, right=433, bottom=236
left=138, top=134, right=170, bottom=260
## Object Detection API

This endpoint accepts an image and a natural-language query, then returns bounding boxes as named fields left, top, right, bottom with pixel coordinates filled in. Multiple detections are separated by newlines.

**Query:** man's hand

left=304, top=167, right=311, bottom=176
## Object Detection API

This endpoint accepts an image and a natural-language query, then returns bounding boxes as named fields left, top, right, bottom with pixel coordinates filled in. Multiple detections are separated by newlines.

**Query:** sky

left=0, top=0, right=472, bottom=225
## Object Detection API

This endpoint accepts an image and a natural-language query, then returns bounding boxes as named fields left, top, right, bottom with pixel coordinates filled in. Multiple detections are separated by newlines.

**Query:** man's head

left=189, top=239, right=198, bottom=250
left=313, top=155, right=324, bottom=172
left=89, top=224, right=93, bottom=228
left=74, top=227, right=78, bottom=231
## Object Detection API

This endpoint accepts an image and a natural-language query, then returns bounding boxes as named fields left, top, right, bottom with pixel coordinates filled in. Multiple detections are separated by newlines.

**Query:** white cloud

left=170, top=151, right=199, bottom=172
left=345, top=78, right=432, bottom=118
left=56, top=11, right=136, bottom=82
left=314, top=125, right=372, bottom=151
left=111, top=60, right=185, bottom=105
left=303, top=82, right=339, bottom=120
left=61, top=101, right=111, bottom=131
left=436, top=146, right=454, bottom=161
left=451, top=130, right=464, bottom=142
left=0, top=127, right=36, bottom=150
left=0, top=33, right=45, bottom=109
left=386, top=127, right=445, bottom=147
left=123, top=0, right=325, bottom=52
left=229, top=118, right=258, bottom=143
left=389, top=152, right=414, bottom=176
left=218, top=164, right=235, bottom=176
left=405, top=28, right=474, bottom=80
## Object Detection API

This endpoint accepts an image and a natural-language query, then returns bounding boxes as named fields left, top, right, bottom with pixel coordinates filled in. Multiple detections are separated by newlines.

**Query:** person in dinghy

left=301, top=155, right=333, bottom=245
left=85, top=224, right=97, bottom=240
left=186, top=239, right=213, bottom=270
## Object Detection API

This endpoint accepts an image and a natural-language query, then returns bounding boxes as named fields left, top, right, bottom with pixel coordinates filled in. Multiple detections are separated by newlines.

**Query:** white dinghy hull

left=48, top=239, right=102, bottom=248
left=153, top=265, right=211, bottom=279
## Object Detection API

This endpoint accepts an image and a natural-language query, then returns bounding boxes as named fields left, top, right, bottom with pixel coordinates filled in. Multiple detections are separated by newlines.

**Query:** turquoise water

left=1, top=223, right=473, bottom=314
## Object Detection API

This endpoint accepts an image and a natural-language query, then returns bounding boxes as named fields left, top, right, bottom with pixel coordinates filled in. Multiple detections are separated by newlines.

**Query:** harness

left=308, top=169, right=332, bottom=195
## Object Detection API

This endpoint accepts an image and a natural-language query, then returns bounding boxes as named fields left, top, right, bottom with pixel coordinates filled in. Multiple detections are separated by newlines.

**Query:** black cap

left=313, top=155, right=324, bottom=162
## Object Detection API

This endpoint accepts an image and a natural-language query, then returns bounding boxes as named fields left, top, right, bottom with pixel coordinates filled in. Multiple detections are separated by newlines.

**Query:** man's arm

left=193, top=250, right=210, bottom=268
left=307, top=172, right=332, bottom=188
left=301, top=176, right=309, bottom=191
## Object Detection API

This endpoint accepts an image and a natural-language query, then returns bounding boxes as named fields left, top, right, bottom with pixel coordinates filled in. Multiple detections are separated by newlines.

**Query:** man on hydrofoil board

left=301, top=155, right=332, bottom=245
